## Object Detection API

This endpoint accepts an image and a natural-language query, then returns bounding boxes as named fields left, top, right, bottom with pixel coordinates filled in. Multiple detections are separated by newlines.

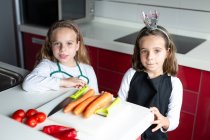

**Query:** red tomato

left=34, top=112, right=46, bottom=123
left=12, top=109, right=26, bottom=118
left=12, top=114, right=23, bottom=122
left=25, top=117, right=37, bottom=127
left=26, top=109, right=38, bottom=118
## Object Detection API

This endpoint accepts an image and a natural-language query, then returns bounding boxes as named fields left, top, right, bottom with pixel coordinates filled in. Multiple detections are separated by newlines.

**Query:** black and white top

left=118, top=68, right=183, bottom=132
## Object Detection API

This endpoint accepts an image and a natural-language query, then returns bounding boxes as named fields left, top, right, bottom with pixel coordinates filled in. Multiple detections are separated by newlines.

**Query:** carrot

left=83, top=91, right=113, bottom=118
left=73, top=95, right=99, bottom=115
left=64, top=89, right=95, bottom=113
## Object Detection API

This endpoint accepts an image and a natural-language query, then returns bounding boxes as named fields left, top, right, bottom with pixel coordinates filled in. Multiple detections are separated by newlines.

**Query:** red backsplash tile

left=97, top=68, right=123, bottom=92
left=168, top=112, right=194, bottom=140
left=194, top=71, right=210, bottom=140
left=177, top=66, right=201, bottom=92
left=87, top=46, right=98, bottom=75
left=182, top=90, right=198, bottom=114
left=98, top=48, right=132, bottom=74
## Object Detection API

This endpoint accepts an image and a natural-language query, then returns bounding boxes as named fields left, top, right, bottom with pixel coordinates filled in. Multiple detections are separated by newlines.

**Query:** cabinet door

left=173, top=66, right=201, bottom=140
left=194, top=71, right=210, bottom=140
left=22, top=33, right=45, bottom=70
left=169, top=112, right=194, bottom=140
left=86, top=46, right=98, bottom=75
left=97, top=48, right=132, bottom=96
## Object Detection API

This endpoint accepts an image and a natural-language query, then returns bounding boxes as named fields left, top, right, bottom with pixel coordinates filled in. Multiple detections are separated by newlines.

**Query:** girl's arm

left=118, top=68, right=136, bottom=100
left=83, top=65, right=99, bottom=93
left=22, top=59, right=60, bottom=92
left=165, top=77, right=183, bottom=131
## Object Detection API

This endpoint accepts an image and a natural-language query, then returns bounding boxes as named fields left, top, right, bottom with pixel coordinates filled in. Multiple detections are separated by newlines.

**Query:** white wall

left=0, top=0, right=17, bottom=66
left=95, top=0, right=210, bottom=33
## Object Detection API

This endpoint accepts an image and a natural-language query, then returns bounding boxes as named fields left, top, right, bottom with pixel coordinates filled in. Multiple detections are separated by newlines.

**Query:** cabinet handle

left=32, top=37, right=45, bottom=46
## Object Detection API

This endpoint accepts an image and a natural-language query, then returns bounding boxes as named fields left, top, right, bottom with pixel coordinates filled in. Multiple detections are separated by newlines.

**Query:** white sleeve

left=165, top=77, right=183, bottom=132
left=85, top=66, right=99, bottom=93
left=118, top=68, right=136, bottom=100
left=22, top=60, right=60, bottom=92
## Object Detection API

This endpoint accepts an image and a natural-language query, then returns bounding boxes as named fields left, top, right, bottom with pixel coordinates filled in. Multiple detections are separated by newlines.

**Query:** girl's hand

left=60, top=77, right=86, bottom=88
left=150, top=107, right=169, bottom=132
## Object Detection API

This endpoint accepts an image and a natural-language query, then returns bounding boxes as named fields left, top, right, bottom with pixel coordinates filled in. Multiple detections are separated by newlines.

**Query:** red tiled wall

left=194, top=71, right=210, bottom=140
left=87, top=46, right=132, bottom=96
left=98, top=49, right=131, bottom=74
left=169, top=113, right=194, bottom=140
left=177, top=66, right=201, bottom=92
left=87, top=46, right=98, bottom=76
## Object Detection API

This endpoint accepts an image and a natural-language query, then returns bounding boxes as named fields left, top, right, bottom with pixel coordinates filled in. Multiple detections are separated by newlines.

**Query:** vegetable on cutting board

left=83, top=91, right=113, bottom=118
left=73, top=95, right=99, bottom=115
left=64, top=88, right=95, bottom=113
left=95, top=97, right=121, bottom=117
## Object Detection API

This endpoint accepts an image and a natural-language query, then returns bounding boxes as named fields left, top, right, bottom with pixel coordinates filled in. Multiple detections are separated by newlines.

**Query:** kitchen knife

left=47, top=85, right=88, bottom=117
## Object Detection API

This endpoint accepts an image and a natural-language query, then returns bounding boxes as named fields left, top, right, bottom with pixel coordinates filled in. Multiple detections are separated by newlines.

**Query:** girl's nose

left=59, top=44, right=66, bottom=51
left=147, top=51, right=154, bottom=60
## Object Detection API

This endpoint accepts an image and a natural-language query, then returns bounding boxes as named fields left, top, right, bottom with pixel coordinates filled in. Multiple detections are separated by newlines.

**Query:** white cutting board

left=49, top=101, right=129, bottom=135
left=48, top=101, right=154, bottom=140
left=37, top=90, right=154, bottom=140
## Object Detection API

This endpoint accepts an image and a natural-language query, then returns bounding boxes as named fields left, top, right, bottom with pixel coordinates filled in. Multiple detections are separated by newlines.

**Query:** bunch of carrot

left=63, top=89, right=113, bottom=118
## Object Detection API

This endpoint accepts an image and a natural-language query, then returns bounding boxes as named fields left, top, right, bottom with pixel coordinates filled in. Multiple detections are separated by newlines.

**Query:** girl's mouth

left=59, top=54, right=68, bottom=59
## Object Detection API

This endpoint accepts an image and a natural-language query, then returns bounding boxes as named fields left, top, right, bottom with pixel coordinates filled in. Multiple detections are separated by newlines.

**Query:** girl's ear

left=76, top=41, right=80, bottom=51
left=166, top=47, right=171, bottom=58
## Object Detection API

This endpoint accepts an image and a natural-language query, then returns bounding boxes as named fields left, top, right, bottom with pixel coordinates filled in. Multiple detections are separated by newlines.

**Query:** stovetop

left=114, top=31, right=206, bottom=54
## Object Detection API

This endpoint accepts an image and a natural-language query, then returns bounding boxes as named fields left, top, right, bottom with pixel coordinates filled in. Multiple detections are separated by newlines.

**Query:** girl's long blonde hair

left=36, top=20, right=90, bottom=65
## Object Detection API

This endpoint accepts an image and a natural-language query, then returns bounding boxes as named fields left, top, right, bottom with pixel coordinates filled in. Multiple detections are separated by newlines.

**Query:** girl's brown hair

left=36, top=20, right=90, bottom=65
left=132, top=25, right=178, bottom=76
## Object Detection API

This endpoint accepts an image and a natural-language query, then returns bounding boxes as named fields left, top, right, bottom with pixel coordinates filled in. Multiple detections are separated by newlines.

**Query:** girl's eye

left=154, top=49, right=161, bottom=53
left=140, top=50, right=148, bottom=55
left=51, top=42, right=60, bottom=47
left=67, top=42, right=73, bottom=46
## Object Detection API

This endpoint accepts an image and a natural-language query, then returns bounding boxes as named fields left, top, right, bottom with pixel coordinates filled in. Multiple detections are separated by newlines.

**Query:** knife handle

left=70, top=85, right=89, bottom=99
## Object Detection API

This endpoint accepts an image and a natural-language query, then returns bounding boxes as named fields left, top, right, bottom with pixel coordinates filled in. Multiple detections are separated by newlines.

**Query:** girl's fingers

left=150, top=107, right=159, bottom=114
left=152, top=123, right=162, bottom=132
left=150, top=107, right=166, bottom=132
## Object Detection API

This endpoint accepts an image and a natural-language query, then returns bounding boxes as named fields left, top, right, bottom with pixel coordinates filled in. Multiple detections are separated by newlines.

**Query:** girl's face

left=51, top=27, right=79, bottom=66
left=139, top=35, right=169, bottom=78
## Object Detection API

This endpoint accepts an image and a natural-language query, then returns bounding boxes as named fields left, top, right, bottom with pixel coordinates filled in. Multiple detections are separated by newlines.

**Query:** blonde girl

left=23, top=20, right=98, bottom=92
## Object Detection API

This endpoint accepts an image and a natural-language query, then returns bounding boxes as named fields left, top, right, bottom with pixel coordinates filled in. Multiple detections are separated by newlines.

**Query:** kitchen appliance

left=19, top=0, right=95, bottom=27
left=115, top=31, right=206, bottom=54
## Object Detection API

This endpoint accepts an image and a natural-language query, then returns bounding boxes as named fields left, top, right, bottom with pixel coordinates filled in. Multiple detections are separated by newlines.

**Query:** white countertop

left=0, top=62, right=153, bottom=140
left=19, top=17, right=210, bottom=72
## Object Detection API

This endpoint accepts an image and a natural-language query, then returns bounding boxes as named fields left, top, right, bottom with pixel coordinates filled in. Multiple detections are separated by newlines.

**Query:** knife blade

left=47, top=85, right=88, bottom=117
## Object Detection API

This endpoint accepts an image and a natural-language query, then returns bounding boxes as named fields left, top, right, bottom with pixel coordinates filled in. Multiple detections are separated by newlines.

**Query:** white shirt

left=22, top=59, right=98, bottom=93
left=118, top=68, right=183, bottom=132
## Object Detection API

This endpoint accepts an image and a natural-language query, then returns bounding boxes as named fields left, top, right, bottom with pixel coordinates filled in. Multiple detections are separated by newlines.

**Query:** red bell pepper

left=42, top=125, right=73, bottom=134
left=42, top=125, right=77, bottom=140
